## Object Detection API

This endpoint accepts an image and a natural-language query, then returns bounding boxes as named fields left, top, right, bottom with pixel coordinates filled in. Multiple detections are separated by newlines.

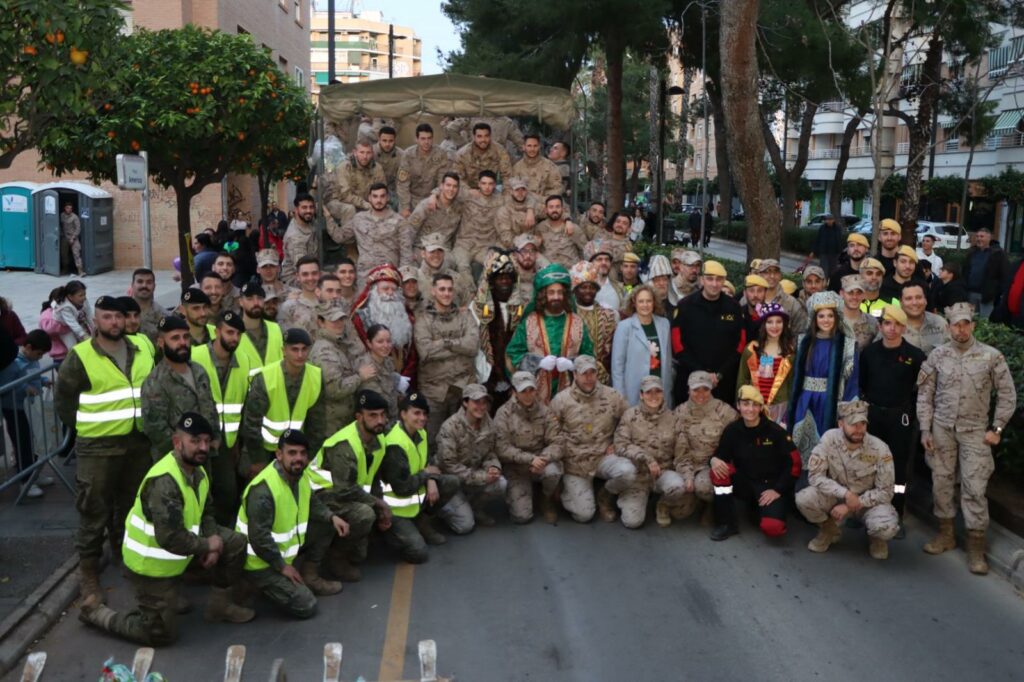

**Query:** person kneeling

left=79, top=414, right=254, bottom=645
left=796, top=400, right=898, bottom=560
left=709, top=386, right=800, bottom=541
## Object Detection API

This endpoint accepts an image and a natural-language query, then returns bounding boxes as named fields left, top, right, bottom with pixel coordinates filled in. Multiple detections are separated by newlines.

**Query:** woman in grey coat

left=611, top=284, right=674, bottom=407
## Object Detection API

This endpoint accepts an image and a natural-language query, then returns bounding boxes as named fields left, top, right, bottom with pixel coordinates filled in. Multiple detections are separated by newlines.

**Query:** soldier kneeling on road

left=796, top=400, right=899, bottom=560
left=79, top=413, right=253, bottom=646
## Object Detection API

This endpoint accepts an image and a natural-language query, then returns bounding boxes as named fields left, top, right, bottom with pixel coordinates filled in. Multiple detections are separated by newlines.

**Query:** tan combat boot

left=300, top=560, right=343, bottom=595
left=923, top=518, right=956, bottom=555
left=670, top=496, right=697, bottom=521
left=539, top=494, right=559, bottom=525
left=596, top=487, right=618, bottom=523
left=807, top=519, right=841, bottom=553
left=699, top=501, right=715, bottom=527
left=655, top=501, right=672, bottom=528
left=966, top=530, right=990, bottom=575
left=328, top=548, right=363, bottom=583
left=869, top=537, right=889, bottom=560
left=204, top=586, right=255, bottom=624
left=78, top=557, right=104, bottom=605
left=414, top=514, right=448, bottom=545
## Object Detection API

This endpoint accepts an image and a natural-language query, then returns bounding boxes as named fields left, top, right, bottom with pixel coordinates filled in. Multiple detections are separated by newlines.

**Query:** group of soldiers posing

left=56, top=121, right=1016, bottom=647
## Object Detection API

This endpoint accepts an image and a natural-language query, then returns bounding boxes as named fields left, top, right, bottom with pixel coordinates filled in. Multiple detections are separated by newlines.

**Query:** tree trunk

left=648, top=65, right=661, bottom=206
left=628, top=157, right=642, bottom=202
left=677, top=68, right=694, bottom=179
left=830, top=112, right=864, bottom=225
left=604, top=31, right=626, bottom=212
left=899, top=34, right=944, bottom=246
left=708, top=86, right=732, bottom=224
left=958, top=140, right=976, bottom=248
left=720, top=0, right=781, bottom=260
left=258, top=173, right=272, bottom=224
left=175, top=181, right=196, bottom=290
left=764, top=102, right=817, bottom=232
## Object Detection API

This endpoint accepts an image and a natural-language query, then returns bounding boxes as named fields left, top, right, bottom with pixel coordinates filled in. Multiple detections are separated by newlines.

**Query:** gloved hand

left=396, top=375, right=411, bottom=394
left=555, top=357, right=575, bottom=373
left=538, top=355, right=558, bottom=371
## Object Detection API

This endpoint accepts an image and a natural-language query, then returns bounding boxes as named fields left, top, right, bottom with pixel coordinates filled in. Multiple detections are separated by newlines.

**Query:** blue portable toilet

left=0, top=181, right=39, bottom=269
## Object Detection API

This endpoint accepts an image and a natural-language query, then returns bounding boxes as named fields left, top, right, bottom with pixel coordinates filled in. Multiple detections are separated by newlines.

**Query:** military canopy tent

left=316, top=73, right=576, bottom=131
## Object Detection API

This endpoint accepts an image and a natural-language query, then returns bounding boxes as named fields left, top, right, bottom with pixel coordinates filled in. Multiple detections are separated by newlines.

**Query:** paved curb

left=0, top=556, right=79, bottom=675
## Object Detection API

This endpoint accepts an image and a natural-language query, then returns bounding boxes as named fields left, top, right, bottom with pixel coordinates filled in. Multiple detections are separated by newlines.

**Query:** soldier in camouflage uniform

left=494, top=372, right=562, bottom=524
left=239, top=430, right=351, bottom=619
left=917, top=302, right=1017, bottom=574
left=141, top=315, right=220, bottom=461
left=177, top=288, right=212, bottom=347
left=900, top=280, right=950, bottom=353
left=512, top=233, right=549, bottom=305
left=309, top=302, right=365, bottom=433
left=453, top=122, right=513, bottom=188
left=59, top=203, right=85, bottom=274
left=797, top=400, right=899, bottom=560
left=550, top=355, right=634, bottom=523
left=79, top=414, right=253, bottom=644
left=453, top=170, right=505, bottom=275
left=374, top=125, right=403, bottom=196
left=535, top=196, right=588, bottom=268
left=839, top=274, right=879, bottom=351
left=279, top=193, right=319, bottom=286
left=407, top=172, right=464, bottom=252
left=323, top=140, right=386, bottom=228
left=277, top=256, right=322, bottom=336
left=672, top=372, right=738, bottom=522
left=436, top=384, right=506, bottom=533
left=497, top=177, right=539, bottom=249
left=130, top=268, right=163, bottom=342
left=416, top=233, right=474, bottom=309
left=669, top=250, right=702, bottom=306
left=331, top=183, right=414, bottom=285
left=512, top=134, right=563, bottom=202
left=398, top=123, right=451, bottom=218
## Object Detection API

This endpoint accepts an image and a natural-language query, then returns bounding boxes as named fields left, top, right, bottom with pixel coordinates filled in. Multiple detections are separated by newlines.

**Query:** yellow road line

left=378, top=563, right=416, bottom=681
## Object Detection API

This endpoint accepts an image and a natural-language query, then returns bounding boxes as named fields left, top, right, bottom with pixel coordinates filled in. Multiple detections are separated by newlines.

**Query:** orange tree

left=38, top=25, right=312, bottom=285
left=0, top=0, right=127, bottom=169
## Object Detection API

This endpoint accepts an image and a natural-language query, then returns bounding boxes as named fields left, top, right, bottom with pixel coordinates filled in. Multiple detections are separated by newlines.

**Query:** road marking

left=378, top=563, right=416, bottom=681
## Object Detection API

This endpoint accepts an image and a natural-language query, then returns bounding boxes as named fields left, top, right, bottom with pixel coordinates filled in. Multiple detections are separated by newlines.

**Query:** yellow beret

left=780, top=279, right=797, bottom=295
left=847, top=233, right=869, bottom=247
left=737, top=384, right=765, bottom=405
left=723, top=280, right=736, bottom=295
left=879, top=218, right=901, bottom=234
left=703, top=260, right=727, bottom=277
left=897, top=245, right=918, bottom=263
left=861, top=257, right=885, bottom=272
left=882, top=304, right=907, bottom=326
left=745, top=274, right=769, bottom=288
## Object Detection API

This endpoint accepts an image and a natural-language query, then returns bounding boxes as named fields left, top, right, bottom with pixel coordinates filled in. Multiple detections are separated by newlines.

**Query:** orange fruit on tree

left=130, top=140, right=141, bottom=151
left=106, top=130, right=116, bottom=139
left=22, top=45, right=37, bottom=56
left=237, top=132, right=246, bottom=141
left=56, top=31, right=64, bottom=44
left=44, top=33, right=55, bottom=44
left=69, top=47, right=88, bottom=65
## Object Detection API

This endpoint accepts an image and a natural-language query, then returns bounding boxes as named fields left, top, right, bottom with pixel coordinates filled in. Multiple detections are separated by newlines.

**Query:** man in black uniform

left=671, top=260, right=745, bottom=405
left=858, top=304, right=925, bottom=535
left=707, top=385, right=801, bottom=541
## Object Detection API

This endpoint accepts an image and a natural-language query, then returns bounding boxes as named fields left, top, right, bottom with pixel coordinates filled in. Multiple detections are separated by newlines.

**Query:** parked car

left=917, top=221, right=971, bottom=250
left=850, top=218, right=873, bottom=235
left=806, top=213, right=862, bottom=229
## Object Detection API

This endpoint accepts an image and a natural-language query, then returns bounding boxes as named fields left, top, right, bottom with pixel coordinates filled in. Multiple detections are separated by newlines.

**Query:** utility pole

left=388, top=24, right=395, bottom=78
left=328, top=0, right=336, bottom=83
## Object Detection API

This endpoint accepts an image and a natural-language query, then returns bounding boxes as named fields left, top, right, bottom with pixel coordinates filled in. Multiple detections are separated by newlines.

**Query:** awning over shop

left=991, top=109, right=1023, bottom=136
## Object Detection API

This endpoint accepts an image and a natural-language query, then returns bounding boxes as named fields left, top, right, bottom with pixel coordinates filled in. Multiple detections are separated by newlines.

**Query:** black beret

left=181, top=288, right=211, bottom=305
left=278, top=428, right=310, bottom=450
left=219, top=310, right=245, bottom=332
left=399, top=391, right=429, bottom=413
left=94, top=295, right=123, bottom=313
left=117, top=296, right=141, bottom=314
left=176, top=411, right=213, bottom=436
left=356, top=389, right=389, bottom=411
left=158, top=314, right=190, bottom=333
left=283, top=327, right=312, bottom=346
left=241, top=281, right=266, bottom=298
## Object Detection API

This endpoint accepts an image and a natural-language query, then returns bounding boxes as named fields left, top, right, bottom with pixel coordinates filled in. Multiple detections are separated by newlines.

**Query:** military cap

left=511, top=371, right=538, bottom=392
left=622, top=252, right=642, bottom=265
left=754, top=258, right=781, bottom=273
left=745, top=274, right=769, bottom=289
left=356, top=389, right=389, bottom=411
left=278, top=428, right=309, bottom=450
left=422, top=232, right=448, bottom=252
left=944, top=301, right=975, bottom=324
left=573, top=355, right=599, bottom=374
left=399, top=391, right=430, bottom=413
left=176, top=411, right=214, bottom=437
left=282, top=327, right=312, bottom=346
left=688, top=371, right=715, bottom=390
left=639, top=376, right=664, bottom=393
left=881, top=304, right=907, bottom=326
left=241, top=281, right=266, bottom=298
left=879, top=218, right=901, bottom=235
left=116, top=296, right=141, bottom=314
left=263, top=290, right=281, bottom=302
left=670, top=248, right=688, bottom=262
left=399, top=265, right=419, bottom=283
left=841, top=274, right=866, bottom=292
left=737, top=384, right=765, bottom=405
left=847, top=233, right=870, bottom=247
left=513, top=233, right=541, bottom=251
left=317, top=301, right=348, bottom=321
left=897, top=244, right=918, bottom=263
left=703, top=260, right=727, bottom=277
left=462, top=383, right=490, bottom=401
left=181, top=288, right=211, bottom=306
left=219, top=310, right=245, bottom=332
left=681, top=251, right=702, bottom=266
left=837, top=400, right=869, bottom=424
left=802, top=265, right=826, bottom=280
left=94, top=295, right=123, bottom=313
left=509, top=176, right=528, bottom=190
left=723, top=280, right=737, bottom=296
left=256, top=249, right=280, bottom=267
left=860, top=258, right=885, bottom=273
left=158, top=314, right=190, bottom=333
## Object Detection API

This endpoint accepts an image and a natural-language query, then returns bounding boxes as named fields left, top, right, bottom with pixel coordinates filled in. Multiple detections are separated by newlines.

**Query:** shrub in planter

left=974, top=320, right=1024, bottom=476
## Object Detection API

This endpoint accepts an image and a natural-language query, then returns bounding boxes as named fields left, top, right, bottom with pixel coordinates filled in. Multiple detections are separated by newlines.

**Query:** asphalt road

left=7, top=507, right=1024, bottom=682
left=701, top=237, right=808, bottom=273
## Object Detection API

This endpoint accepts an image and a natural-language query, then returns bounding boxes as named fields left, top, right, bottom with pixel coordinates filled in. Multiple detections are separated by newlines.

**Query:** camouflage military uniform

left=453, top=142, right=513, bottom=188
left=917, top=338, right=1016, bottom=530
left=497, top=194, right=539, bottom=249
left=323, top=157, right=386, bottom=226
left=357, top=353, right=401, bottom=419
left=436, top=407, right=506, bottom=534
left=550, top=382, right=633, bottom=522
left=534, top=219, right=587, bottom=268
left=575, top=305, right=618, bottom=383
left=669, top=276, right=699, bottom=306
left=842, top=310, right=879, bottom=351
left=141, top=361, right=220, bottom=460
left=277, top=295, right=320, bottom=336
left=673, top=398, right=738, bottom=508
left=903, top=312, right=950, bottom=354
left=332, top=209, right=414, bottom=284
left=415, top=260, right=474, bottom=309
left=374, top=143, right=403, bottom=195
left=493, top=397, right=562, bottom=523
left=580, top=218, right=605, bottom=243
left=407, top=195, right=464, bottom=252
left=137, top=302, right=164, bottom=342
left=239, top=367, right=326, bottom=474
left=771, top=290, right=809, bottom=335
left=60, top=210, right=85, bottom=274
left=397, top=146, right=450, bottom=213
left=453, top=190, right=505, bottom=271
left=614, top=403, right=686, bottom=528
left=511, top=155, right=563, bottom=202
left=414, top=303, right=480, bottom=440
left=280, top=218, right=319, bottom=286
left=796, top=428, right=899, bottom=540
left=309, top=329, right=363, bottom=432
left=588, top=235, right=633, bottom=280
left=243, top=462, right=337, bottom=619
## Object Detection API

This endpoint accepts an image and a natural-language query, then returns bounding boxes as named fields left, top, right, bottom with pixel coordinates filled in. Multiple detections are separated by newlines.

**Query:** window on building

left=294, top=0, right=302, bottom=24
left=294, top=66, right=304, bottom=88
left=279, top=56, right=288, bottom=74
left=279, top=0, right=288, bottom=12
left=946, top=128, right=959, bottom=151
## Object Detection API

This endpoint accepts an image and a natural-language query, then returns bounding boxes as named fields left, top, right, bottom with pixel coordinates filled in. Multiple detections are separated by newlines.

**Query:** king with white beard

left=351, top=263, right=418, bottom=379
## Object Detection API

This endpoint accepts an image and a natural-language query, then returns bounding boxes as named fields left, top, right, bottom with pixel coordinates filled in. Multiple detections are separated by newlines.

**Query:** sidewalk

left=701, top=237, right=809, bottom=273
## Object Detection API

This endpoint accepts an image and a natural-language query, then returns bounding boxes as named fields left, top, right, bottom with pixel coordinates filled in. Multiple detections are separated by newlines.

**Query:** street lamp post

left=658, top=82, right=686, bottom=245
left=698, top=5, right=709, bottom=258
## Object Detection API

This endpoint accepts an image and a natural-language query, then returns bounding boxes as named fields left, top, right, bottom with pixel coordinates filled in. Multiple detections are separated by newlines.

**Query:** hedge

left=974, top=320, right=1024, bottom=476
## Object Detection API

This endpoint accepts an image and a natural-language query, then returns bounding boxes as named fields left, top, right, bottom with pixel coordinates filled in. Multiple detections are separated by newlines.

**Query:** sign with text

left=116, top=153, right=147, bottom=190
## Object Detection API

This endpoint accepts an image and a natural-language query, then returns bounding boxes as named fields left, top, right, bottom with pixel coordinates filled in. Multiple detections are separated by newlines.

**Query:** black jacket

left=931, top=278, right=969, bottom=313
left=670, top=290, right=745, bottom=405
left=814, top=222, right=844, bottom=257
left=962, top=244, right=1010, bottom=303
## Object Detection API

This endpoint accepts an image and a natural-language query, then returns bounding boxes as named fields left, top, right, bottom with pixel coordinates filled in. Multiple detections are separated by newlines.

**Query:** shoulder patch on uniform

left=398, top=169, right=409, bottom=182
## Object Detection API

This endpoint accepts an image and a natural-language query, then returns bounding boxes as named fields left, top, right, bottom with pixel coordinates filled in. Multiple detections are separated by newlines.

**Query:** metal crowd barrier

left=0, top=364, right=74, bottom=504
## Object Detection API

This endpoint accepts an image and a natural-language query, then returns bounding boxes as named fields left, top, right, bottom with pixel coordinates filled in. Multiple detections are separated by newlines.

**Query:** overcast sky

left=312, top=1, right=461, bottom=74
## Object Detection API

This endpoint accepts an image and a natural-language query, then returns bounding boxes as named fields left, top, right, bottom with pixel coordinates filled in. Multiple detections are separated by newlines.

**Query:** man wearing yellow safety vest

left=305, top=390, right=393, bottom=582
left=79, top=413, right=254, bottom=644
left=239, top=327, right=326, bottom=480
left=859, top=258, right=898, bottom=318
left=178, top=287, right=213, bottom=346
left=191, top=311, right=255, bottom=525
left=55, top=296, right=155, bottom=607
left=237, top=282, right=284, bottom=372
left=237, top=429, right=350, bottom=619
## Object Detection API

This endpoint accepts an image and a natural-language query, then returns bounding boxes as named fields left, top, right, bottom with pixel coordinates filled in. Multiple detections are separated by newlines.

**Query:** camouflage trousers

left=62, top=227, right=84, bottom=274
left=505, top=461, right=563, bottom=524
left=204, top=450, right=240, bottom=527
left=436, top=477, right=507, bottom=535
left=423, top=385, right=465, bottom=450
left=76, top=453, right=150, bottom=560
left=796, top=488, right=899, bottom=540
left=100, top=529, right=247, bottom=645
left=305, top=495, right=377, bottom=566
left=451, top=245, right=490, bottom=281
left=618, top=470, right=687, bottom=529
left=927, top=424, right=994, bottom=531
left=561, top=455, right=637, bottom=524
left=378, top=474, right=460, bottom=562
left=246, top=567, right=317, bottom=620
